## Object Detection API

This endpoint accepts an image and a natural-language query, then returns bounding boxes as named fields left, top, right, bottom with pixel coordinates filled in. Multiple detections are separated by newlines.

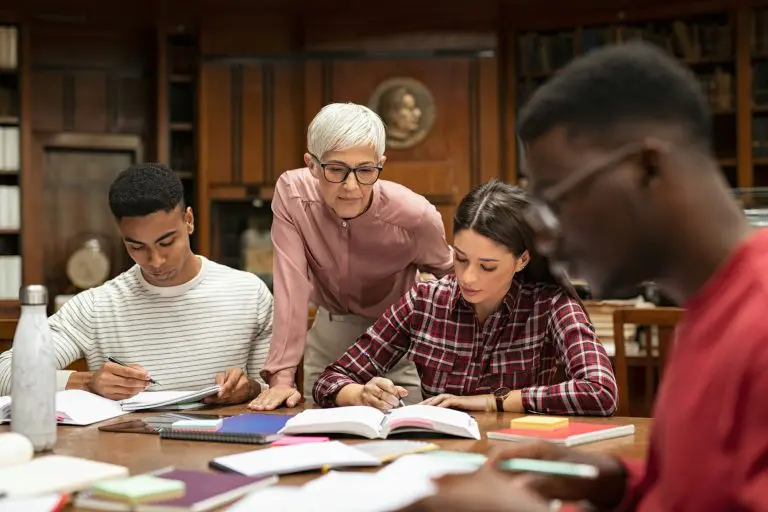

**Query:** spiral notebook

left=159, top=429, right=279, bottom=445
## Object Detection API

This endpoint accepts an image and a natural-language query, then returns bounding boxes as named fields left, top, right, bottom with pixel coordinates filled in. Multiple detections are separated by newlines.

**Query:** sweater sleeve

left=0, top=290, right=96, bottom=395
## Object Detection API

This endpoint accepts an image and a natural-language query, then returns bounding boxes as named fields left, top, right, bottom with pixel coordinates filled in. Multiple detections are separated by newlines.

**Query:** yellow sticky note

left=510, top=416, right=569, bottom=430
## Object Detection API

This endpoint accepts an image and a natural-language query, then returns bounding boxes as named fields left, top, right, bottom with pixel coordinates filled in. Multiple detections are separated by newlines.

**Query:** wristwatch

left=493, top=386, right=511, bottom=412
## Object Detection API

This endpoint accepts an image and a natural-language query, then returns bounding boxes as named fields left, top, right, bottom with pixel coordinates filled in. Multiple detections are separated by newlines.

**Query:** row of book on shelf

left=0, top=127, right=19, bottom=171
left=0, top=185, right=19, bottom=230
left=0, top=26, right=17, bottom=70
left=0, top=255, right=21, bottom=300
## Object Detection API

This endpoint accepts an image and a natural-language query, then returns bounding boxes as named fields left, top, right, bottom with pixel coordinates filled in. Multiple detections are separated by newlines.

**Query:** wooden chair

left=612, top=307, right=685, bottom=416
left=0, top=318, right=17, bottom=353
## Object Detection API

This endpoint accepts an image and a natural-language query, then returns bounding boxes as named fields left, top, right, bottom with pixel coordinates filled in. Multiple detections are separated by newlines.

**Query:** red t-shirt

left=620, top=228, right=768, bottom=511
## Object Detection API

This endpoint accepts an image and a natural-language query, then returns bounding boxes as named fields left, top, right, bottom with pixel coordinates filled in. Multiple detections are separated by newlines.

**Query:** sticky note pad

left=172, top=418, right=223, bottom=432
left=510, top=416, right=569, bottom=430
left=91, top=475, right=186, bottom=504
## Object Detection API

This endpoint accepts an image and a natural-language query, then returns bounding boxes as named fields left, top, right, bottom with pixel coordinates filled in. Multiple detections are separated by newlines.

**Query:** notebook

left=209, top=440, right=382, bottom=478
left=118, top=387, right=221, bottom=412
left=158, top=430, right=279, bottom=445
left=0, top=390, right=129, bottom=426
left=352, top=440, right=440, bottom=462
left=487, top=422, right=636, bottom=446
left=74, top=469, right=278, bottom=512
left=278, top=405, right=481, bottom=440
left=90, top=475, right=186, bottom=504
left=0, top=433, right=129, bottom=497
left=218, top=413, right=293, bottom=434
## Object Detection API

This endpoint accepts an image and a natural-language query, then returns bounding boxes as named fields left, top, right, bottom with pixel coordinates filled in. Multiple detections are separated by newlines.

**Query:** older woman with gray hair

left=250, top=102, right=453, bottom=410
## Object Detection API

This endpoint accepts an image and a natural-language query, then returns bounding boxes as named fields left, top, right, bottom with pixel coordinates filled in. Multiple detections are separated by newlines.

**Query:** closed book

left=74, top=469, right=277, bottom=512
left=487, top=422, right=635, bottom=447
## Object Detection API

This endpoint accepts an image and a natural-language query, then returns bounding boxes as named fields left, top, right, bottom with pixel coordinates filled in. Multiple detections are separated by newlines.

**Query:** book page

left=279, top=406, right=386, bottom=438
left=118, top=386, right=219, bottom=411
left=210, top=441, right=381, bottom=478
left=56, top=390, right=128, bottom=426
left=383, top=405, right=480, bottom=438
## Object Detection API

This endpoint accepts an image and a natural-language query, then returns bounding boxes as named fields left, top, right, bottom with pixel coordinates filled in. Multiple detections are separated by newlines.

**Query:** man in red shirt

left=401, top=41, right=768, bottom=511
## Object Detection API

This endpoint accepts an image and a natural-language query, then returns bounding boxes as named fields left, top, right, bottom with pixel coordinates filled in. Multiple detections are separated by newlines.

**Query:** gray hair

left=307, top=103, right=386, bottom=161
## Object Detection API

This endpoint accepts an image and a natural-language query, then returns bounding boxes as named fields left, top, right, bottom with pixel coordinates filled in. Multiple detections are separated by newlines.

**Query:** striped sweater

left=0, top=256, right=273, bottom=395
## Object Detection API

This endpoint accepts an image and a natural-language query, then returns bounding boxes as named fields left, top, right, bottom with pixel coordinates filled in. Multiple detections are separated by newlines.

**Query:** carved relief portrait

left=369, top=77, right=435, bottom=149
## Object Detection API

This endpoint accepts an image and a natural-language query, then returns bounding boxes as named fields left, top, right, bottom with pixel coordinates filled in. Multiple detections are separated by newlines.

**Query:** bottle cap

left=19, top=285, right=48, bottom=306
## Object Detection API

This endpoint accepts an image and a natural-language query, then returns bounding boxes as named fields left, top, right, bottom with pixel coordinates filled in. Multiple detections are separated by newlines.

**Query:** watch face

left=494, top=387, right=511, bottom=398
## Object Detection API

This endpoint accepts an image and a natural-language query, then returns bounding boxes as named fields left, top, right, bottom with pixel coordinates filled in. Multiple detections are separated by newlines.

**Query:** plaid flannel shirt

left=313, top=274, right=617, bottom=416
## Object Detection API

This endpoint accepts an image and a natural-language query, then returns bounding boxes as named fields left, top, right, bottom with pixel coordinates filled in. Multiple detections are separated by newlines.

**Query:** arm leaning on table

left=312, top=284, right=421, bottom=408
left=244, top=277, right=274, bottom=398
left=255, top=176, right=311, bottom=402
left=0, top=290, right=95, bottom=396
left=521, top=291, right=618, bottom=416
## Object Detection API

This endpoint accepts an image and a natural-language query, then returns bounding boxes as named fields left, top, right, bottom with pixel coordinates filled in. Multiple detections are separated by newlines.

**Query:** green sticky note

left=423, top=450, right=488, bottom=465
left=92, top=475, right=186, bottom=503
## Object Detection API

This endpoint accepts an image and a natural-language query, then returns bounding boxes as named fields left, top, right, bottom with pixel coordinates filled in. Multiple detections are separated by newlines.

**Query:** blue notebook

left=219, top=413, right=293, bottom=435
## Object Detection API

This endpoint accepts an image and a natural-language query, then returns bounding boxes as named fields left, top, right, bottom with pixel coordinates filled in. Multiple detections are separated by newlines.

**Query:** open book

left=0, top=432, right=129, bottom=497
left=1, top=390, right=129, bottom=426
left=278, top=405, right=481, bottom=440
left=118, top=386, right=220, bottom=412
left=1, top=386, right=221, bottom=425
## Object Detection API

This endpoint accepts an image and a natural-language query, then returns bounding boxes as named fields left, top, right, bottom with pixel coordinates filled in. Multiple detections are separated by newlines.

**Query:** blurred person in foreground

left=400, top=41, right=768, bottom=512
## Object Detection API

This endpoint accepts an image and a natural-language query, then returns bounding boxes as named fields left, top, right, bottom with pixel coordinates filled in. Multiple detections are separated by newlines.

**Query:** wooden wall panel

left=241, top=65, right=265, bottom=185
left=28, top=23, right=150, bottom=136
left=30, top=72, right=63, bottom=132
left=328, top=58, right=473, bottom=198
left=201, top=63, right=233, bottom=184
left=273, top=62, right=305, bottom=179
left=73, top=72, right=108, bottom=132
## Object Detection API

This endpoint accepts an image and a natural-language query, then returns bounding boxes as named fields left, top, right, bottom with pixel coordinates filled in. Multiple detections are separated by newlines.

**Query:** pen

left=363, top=351, right=405, bottom=408
left=498, top=458, right=599, bottom=479
left=107, top=356, right=160, bottom=385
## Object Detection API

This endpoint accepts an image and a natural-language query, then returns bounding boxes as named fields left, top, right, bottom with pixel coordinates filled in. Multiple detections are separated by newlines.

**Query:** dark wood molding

left=62, top=74, right=75, bottom=131
left=468, top=58, right=481, bottom=189
left=230, top=64, right=243, bottom=183
left=262, top=63, right=275, bottom=182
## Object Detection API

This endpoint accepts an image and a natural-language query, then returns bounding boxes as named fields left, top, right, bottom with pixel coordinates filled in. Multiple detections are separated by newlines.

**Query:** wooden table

left=2, top=406, right=652, bottom=510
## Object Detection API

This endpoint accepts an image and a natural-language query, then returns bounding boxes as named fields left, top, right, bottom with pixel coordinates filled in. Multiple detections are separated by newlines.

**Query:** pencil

left=107, top=356, right=160, bottom=385
left=363, top=352, right=405, bottom=408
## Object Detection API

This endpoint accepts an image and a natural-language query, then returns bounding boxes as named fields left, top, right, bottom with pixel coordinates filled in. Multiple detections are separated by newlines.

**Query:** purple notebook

left=219, top=413, right=293, bottom=435
left=74, top=468, right=277, bottom=511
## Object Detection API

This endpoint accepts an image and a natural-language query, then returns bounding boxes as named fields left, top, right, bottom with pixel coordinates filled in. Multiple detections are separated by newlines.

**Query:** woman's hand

left=358, top=377, right=408, bottom=411
left=420, top=393, right=489, bottom=411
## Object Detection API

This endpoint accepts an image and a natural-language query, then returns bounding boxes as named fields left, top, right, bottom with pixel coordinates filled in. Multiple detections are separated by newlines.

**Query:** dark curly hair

left=108, top=163, right=185, bottom=220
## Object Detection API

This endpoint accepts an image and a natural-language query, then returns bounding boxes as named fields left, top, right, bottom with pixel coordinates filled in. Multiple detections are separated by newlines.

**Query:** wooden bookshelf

left=0, top=23, right=21, bottom=307
left=512, top=11, right=741, bottom=188
left=157, top=28, right=198, bottom=251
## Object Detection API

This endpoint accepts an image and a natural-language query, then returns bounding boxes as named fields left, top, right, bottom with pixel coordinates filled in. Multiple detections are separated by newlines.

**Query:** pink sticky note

left=272, top=435, right=330, bottom=446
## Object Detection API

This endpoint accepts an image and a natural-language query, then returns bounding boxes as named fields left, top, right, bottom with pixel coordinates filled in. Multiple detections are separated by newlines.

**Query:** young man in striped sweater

left=0, top=163, right=273, bottom=405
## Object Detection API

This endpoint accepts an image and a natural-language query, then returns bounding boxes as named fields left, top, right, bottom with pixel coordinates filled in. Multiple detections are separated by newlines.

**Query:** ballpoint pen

left=108, top=356, right=160, bottom=385
left=363, top=351, right=405, bottom=408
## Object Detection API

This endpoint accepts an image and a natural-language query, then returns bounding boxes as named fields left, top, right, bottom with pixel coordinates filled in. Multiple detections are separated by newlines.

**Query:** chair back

left=612, top=307, right=685, bottom=416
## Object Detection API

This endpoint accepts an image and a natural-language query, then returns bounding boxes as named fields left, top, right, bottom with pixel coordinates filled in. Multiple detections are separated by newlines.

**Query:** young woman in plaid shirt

left=313, top=179, right=618, bottom=416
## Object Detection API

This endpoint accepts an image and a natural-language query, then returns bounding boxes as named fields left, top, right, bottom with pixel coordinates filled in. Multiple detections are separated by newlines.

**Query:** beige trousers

left=303, top=307, right=423, bottom=405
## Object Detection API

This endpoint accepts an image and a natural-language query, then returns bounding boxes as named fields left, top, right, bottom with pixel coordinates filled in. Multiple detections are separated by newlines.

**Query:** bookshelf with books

left=751, top=8, right=768, bottom=190
left=514, top=12, right=738, bottom=188
left=157, top=28, right=198, bottom=251
left=0, top=24, right=21, bottom=305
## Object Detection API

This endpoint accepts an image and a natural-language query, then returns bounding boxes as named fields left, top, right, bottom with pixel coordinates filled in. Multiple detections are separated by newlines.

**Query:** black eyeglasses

left=310, top=154, right=383, bottom=185
left=523, top=139, right=669, bottom=258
